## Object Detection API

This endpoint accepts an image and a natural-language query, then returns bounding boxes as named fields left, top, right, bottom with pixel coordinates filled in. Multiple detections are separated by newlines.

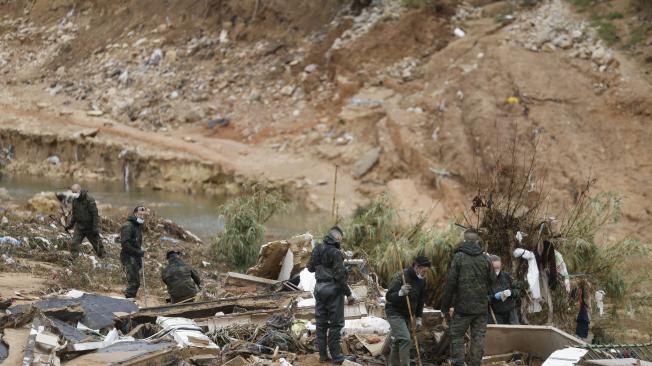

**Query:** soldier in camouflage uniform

left=307, top=226, right=356, bottom=364
left=385, top=256, right=431, bottom=366
left=161, top=250, right=201, bottom=303
left=440, top=229, right=496, bottom=366
left=65, top=184, right=104, bottom=259
left=120, top=206, right=147, bottom=299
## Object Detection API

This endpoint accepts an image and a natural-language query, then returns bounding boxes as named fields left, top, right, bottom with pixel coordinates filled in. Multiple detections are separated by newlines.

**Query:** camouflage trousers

left=121, top=255, right=141, bottom=298
left=71, top=228, right=105, bottom=258
left=449, top=312, right=487, bottom=366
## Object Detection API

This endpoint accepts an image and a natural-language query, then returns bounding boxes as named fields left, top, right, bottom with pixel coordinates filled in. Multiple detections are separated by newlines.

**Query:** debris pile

left=507, top=0, right=617, bottom=71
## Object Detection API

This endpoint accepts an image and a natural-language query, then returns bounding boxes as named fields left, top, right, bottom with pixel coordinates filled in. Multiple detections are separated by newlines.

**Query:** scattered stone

left=145, top=48, right=163, bottom=67
left=72, top=128, right=99, bottom=139
left=304, top=64, right=318, bottom=73
left=86, top=110, right=104, bottom=117
left=454, top=27, right=466, bottom=38
left=353, top=147, right=381, bottom=178
left=280, top=85, right=296, bottom=96
left=183, top=136, right=196, bottom=143
left=46, top=155, right=60, bottom=165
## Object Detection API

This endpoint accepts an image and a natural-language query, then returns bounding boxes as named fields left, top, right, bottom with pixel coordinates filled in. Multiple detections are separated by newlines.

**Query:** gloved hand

left=398, top=284, right=412, bottom=297
left=494, top=292, right=502, bottom=300
left=501, top=289, right=512, bottom=301
left=416, top=317, right=423, bottom=329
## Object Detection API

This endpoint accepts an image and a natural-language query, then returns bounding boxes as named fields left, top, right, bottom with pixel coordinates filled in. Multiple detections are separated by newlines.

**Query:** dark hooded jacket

left=68, top=190, right=100, bottom=232
left=120, top=215, right=144, bottom=260
left=440, top=241, right=496, bottom=315
left=385, top=267, right=426, bottom=319
left=490, top=270, right=520, bottom=314
left=162, top=257, right=201, bottom=302
left=307, top=231, right=351, bottom=297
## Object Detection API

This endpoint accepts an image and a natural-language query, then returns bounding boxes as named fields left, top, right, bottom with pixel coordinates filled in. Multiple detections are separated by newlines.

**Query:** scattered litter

left=156, top=316, right=220, bottom=351
left=0, top=236, right=21, bottom=246
left=45, top=156, right=60, bottom=165
left=160, top=235, right=180, bottom=243
left=454, top=27, right=466, bottom=38
left=344, top=316, right=390, bottom=335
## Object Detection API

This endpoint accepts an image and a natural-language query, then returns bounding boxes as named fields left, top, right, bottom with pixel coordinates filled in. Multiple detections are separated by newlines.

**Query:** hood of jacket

left=127, top=215, right=141, bottom=225
left=455, top=241, right=483, bottom=256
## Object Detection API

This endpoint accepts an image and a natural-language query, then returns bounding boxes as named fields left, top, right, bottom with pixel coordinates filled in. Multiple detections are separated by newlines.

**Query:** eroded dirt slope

left=0, top=0, right=650, bottom=245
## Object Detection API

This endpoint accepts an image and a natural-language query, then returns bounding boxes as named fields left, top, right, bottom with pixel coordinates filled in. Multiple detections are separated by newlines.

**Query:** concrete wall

left=485, top=325, right=586, bottom=359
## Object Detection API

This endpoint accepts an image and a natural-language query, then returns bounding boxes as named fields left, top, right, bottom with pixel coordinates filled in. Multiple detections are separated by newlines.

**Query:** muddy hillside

left=0, top=0, right=651, bottom=240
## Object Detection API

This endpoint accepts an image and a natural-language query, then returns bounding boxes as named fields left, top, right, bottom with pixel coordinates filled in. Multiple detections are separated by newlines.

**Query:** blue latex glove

left=494, top=292, right=502, bottom=300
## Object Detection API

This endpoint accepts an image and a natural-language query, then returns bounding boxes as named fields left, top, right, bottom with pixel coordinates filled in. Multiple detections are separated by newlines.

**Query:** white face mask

left=136, top=217, right=145, bottom=224
left=72, top=192, right=80, bottom=199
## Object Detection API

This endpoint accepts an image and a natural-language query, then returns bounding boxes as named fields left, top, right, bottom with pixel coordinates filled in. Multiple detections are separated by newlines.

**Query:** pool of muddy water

left=1, top=175, right=328, bottom=241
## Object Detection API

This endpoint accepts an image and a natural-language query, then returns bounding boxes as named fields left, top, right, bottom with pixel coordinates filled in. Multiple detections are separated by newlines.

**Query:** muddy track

left=0, top=100, right=363, bottom=215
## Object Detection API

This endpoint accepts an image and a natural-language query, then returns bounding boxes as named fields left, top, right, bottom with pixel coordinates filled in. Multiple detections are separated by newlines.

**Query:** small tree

left=212, top=184, right=289, bottom=271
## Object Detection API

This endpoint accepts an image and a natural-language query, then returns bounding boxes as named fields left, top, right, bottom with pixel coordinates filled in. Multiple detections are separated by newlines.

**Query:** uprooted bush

left=212, top=184, right=290, bottom=271
left=343, top=142, right=648, bottom=331
left=341, top=194, right=461, bottom=305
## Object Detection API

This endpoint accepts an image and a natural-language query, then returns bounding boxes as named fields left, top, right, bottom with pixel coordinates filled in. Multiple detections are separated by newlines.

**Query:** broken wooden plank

left=226, top=272, right=280, bottom=287
left=124, top=292, right=310, bottom=326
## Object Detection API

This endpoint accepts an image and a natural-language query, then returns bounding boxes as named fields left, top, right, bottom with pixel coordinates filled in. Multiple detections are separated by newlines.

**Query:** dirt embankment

left=0, top=0, right=651, bottom=244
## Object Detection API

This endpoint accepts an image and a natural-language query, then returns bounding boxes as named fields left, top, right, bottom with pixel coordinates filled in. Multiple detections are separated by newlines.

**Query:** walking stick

left=331, top=165, right=338, bottom=224
left=392, top=242, right=423, bottom=366
left=141, top=257, right=149, bottom=307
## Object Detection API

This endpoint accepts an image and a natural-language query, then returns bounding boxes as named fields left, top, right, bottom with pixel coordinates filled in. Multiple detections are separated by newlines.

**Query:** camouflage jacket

left=161, top=257, right=201, bottom=301
left=68, top=191, right=100, bottom=232
left=120, top=215, right=143, bottom=258
left=440, top=241, right=496, bottom=315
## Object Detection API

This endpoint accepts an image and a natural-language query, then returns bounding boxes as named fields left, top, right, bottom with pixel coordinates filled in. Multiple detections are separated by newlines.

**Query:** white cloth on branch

left=513, top=248, right=542, bottom=313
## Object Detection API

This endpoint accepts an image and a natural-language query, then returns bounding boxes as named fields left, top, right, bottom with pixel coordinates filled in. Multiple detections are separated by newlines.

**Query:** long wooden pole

left=331, top=165, right=338, bottom=223
left=392, top=242, right=423, bottom=366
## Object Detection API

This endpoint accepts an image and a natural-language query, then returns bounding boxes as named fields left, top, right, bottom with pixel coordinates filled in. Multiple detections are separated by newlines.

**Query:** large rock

left=353, top=147, right=381, bottom=179
left=27, top=192, right=60, bottom=214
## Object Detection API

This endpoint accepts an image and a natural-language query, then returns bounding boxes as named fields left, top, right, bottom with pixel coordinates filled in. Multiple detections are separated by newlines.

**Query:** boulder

left=353, top=147, right=381, bottom=179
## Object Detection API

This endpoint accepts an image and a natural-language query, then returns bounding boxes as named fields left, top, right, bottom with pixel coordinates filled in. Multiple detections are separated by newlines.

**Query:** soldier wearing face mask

left=65, top=183, right=104, bottom=259
left=120, top=206, right=147, bottom=299
left=385, top=256, right=431, bottom=366
left=307, top=226, right=356, bottom=364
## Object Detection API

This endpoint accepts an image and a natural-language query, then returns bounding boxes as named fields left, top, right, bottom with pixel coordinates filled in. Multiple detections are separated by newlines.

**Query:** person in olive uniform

left=440, top=229, right=496, bottom=366
left=489, top=255, right=520, bottom=325
left=65, top=184, right=104, bottom=259
left=161, top=250, right=201, bottom=303
left=385, top=256, right=431, bottom=366
left=307, top=226, right=356, bottom=364
left=120, top=206, right=147, bottom=299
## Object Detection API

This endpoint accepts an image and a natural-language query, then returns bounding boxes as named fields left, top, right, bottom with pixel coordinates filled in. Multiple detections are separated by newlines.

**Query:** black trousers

left=314, top=282, right=345, bottom=360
